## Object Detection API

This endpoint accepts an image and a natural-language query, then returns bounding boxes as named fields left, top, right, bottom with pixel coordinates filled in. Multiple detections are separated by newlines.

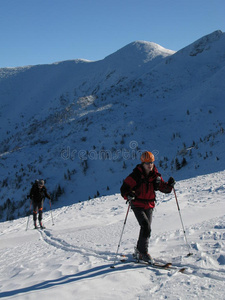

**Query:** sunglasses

left=144, top=162, right=154, bottom=165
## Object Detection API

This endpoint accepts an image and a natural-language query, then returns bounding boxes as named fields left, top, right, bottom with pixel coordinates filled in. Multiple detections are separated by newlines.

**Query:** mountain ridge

left=0, top=30, right=224, bottom=221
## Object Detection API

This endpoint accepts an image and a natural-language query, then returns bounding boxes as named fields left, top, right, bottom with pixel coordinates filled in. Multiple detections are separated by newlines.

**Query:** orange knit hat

left=140, top=151, right=155, bottom=163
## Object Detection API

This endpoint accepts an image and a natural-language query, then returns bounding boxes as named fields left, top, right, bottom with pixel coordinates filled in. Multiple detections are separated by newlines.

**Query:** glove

left=168, top=177, right=176, bottom=187
left=126, top=191, right=135, bottom=204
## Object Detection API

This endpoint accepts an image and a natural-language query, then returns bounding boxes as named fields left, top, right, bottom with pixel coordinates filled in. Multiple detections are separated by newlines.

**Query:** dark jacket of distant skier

left=29, top=179, right=51, bottom=228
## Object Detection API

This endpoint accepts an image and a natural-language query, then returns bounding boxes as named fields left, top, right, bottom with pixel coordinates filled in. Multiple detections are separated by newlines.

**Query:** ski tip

left=179, top=268, right=186, bottom=273
left=159, top=263, right=172, bottom=268
left=187, top=253, right=193, bottom=257
left=165, top=263, right=172, bottom=267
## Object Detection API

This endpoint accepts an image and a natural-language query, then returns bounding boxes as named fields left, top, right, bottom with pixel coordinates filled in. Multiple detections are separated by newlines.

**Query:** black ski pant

left=33, top=200, right=44, bottom=224
left=132, top=207, right=153, bottom=254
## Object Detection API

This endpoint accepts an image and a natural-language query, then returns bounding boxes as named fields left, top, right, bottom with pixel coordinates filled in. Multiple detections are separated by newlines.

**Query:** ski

left=119, top=255, right=187, bottom=273
left=120, top=257, right=172, bottom=269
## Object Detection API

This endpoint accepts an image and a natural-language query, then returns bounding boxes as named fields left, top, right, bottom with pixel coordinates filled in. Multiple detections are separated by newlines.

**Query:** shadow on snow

left=0, top=262, right=145, bottom=298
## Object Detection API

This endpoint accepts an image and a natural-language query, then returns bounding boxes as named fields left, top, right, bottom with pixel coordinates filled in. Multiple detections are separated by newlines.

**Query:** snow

left=0, top=170, right=225, bottom=299
left=0, top=30, right=225, bottom=298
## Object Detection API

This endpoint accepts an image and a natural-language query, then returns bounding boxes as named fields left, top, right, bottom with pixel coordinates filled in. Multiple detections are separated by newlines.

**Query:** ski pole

left=49, top=199, right=55, bottom=225
left=26, top=200, right=32, bottom=231
left=111, top=204, right=130, bottom=268
left=173, top=188, right=193, bottom=257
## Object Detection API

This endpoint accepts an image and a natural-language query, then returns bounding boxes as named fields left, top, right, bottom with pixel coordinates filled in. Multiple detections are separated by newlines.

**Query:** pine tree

left=175, top=158, right=181, bottom=170
left=181, top=157, right=187, bottom=167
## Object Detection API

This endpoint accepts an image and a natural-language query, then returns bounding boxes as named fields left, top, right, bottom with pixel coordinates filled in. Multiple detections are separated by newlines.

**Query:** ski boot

left=133, top=247, right=154, bottom=264
left=139, top=252, right=154, bottom=264
left=39, top=221, right=45, bottom=230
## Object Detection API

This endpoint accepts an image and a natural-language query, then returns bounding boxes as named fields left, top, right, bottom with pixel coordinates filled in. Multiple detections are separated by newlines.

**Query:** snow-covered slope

left=0, top=171, right=225, bottom=299
left=0, top=30, right=225, bottom=221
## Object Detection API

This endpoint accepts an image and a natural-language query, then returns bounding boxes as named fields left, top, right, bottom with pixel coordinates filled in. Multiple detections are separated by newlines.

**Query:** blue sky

left=0, top=0, right=224, bottom=68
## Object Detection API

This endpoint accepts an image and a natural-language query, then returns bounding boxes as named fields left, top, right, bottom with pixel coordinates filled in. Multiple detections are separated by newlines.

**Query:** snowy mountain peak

left=178, top=30, right=224, bottom=57
left=103, top=40, right=175, bottom=69
left=132, top=40, right=176, bottom=58
left=52, top=58, right=93, bottom=66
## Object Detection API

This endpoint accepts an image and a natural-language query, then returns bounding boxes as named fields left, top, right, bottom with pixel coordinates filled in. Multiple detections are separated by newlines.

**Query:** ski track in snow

left=1, top=171, right=225, bottom=300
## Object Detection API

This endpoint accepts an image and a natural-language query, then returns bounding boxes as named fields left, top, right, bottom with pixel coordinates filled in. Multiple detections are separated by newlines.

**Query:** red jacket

left=120, top=164, right=172, bottom=209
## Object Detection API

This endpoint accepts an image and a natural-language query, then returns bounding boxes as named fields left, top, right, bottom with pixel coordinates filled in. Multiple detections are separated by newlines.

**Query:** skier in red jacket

left=120, top=151, right=175, bottom=263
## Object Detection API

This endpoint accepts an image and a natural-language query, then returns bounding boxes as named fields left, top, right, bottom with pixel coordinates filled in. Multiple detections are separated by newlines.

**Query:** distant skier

left=120, top=151, right=175, bottom=263
left=29, top=179, right=51, bottom=229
